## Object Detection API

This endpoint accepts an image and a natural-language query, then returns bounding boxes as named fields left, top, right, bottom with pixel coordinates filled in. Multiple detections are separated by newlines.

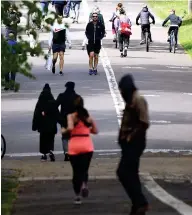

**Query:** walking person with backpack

left=115, top=8, right=132, bottom=57
left=61, top=95, right=98, bottom=204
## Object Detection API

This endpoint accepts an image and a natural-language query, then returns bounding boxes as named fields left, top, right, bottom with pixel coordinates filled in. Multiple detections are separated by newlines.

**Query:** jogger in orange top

left=61, top=95, right=98, bottom=204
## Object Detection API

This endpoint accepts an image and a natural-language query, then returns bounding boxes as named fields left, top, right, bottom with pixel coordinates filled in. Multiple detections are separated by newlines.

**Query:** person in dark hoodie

left=136, top=5, right=155, bottom=45
left=117, top=74, right=150, bottom=215
left=56, top=81, right=79, bottom=161
left=32, top=83, right=60, bottom=162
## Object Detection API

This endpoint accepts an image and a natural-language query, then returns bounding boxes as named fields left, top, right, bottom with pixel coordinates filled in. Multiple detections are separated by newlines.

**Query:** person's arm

left=87, top=117, right=98, bottom=134
left=48, top=30, right=53, bottom=51
left=85, top=23, right=91, bottom=40
left=149, top=12, right=155, bottom=24
left=127, top=17, right=132, bottom=26
left=65, top=28, right=71, bottom=48
left=56, top=94, right=61, bottom=108
left=178, top=16, right=182, bottom=27
left=162, top=15, right=170, bottom=26
left=67, top=114, right=74, bottom=131
left=136, top=12, right=141, bottom=25
left=127, top=96, right=149, bottom=142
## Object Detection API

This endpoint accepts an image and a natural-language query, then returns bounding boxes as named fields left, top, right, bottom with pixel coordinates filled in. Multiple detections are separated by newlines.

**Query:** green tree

left=1, top=1, right=59, bottom=92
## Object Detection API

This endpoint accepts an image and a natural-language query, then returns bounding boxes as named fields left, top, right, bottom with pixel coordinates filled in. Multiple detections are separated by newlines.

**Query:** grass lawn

left=1, top=178, right=19, bottom=215
left=148, top=0, right=192, bottom=57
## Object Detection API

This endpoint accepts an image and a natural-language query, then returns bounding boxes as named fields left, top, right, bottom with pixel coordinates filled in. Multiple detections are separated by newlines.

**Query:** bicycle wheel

left=145, top=32, right=149, bottom=52
left=1, top=134, right=6, bottom=159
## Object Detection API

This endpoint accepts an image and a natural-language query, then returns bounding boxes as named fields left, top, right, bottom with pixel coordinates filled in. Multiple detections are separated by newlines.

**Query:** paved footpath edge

left=2, top=157, right=192, bottom=182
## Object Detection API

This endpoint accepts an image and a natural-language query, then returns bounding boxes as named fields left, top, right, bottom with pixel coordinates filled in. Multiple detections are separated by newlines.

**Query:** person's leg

left=81, top=152, right=93, bottom=197
left=69, top=154, right=83, bottom=203
left=118, top=33, right=124, bottom=56
left=167, top=26, right=172, bottom=42
left=10, top=71, right=16, bottom=90
left=93, top=41, right=101, bottom=73
left=48, top=133, right=55, bottom=162
left=140, top=25, right=145, bottom=44
left=62, top=136, right=69, bottom=161
left=39, top=133, right=48, bottom=161
left=59, top=50, right=64, bottom=75
left=87, top=43, right=94, bottom=74
left=117, top=146, right=148, bottom=214
left=52, top=46, right=58, bottom=74
left=74, top=2, right=80, bottom=23
left=174, top=27, right=179, bottom=46
left=4, top=72, right=10, bottom=90
left=123, top=35, right=129, bottom=57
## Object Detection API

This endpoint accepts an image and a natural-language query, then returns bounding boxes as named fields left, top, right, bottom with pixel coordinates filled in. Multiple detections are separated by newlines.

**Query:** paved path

left=12, top=179, right=192, bottom=215
left=1, top=0, right=192, bottom=158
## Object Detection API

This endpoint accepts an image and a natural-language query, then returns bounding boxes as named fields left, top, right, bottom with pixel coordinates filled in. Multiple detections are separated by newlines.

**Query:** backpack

left=120, top=22, right=132, bottom=36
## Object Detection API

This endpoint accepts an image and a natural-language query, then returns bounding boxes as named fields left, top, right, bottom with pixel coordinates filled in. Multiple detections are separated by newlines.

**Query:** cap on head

left=8, top=32, right=15, bottom=39
left=65, top=81, right=75, bottom=89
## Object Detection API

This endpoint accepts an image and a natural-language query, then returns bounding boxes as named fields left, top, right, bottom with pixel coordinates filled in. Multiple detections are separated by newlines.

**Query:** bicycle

left=139, top=22, right=153, bottom=52
left=1, top=134, right=6, bottom=159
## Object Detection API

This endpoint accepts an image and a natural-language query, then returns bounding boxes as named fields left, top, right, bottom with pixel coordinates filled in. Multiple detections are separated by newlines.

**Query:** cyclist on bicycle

left=115, top=8, right=132, bottom=57
left=162, top=9, right=182, bottom=48
left=136, top=4, right=155, bottom=45
left=109, top=3, right=123, bottom=42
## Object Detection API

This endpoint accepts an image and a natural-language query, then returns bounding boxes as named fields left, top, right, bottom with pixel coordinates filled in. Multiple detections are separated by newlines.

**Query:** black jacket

left=85, top=21, right=105, bottom=43
left=32, top=90, right=60, bottom=134
left=56, top=89, right=79, bottom=127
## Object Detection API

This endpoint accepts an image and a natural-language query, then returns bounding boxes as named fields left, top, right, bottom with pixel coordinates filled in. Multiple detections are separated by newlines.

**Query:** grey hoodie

left=162, top=14, right=182, bottom=27
left=136, top=7, right=155, bottom=25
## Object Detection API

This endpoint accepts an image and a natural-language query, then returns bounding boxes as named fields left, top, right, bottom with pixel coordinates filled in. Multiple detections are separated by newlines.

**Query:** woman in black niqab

left=32, top=83, right=60, bottom=162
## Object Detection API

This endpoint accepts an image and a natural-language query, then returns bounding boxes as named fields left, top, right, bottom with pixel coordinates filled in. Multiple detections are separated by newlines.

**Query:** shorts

left=86, top=41, right=101, bottom=55
left=52, top=43, right=65, bottom=53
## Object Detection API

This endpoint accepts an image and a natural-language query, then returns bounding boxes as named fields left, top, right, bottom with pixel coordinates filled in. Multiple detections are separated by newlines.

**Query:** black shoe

left=52, top=66, right=55, bottom=74
left=41, top=154, right=47, bottom=162
left=64, top=153, right=69, bottom=161
left=74, top=197, right=82, bottom=205
left=49, top=151, right=55, bottom=162
left=59, top=71, right=63, bottom=76
left=120, top=52, right=124, bottom=57
left=89, top=69, right=93, bottom=75
left=4, top=87, right=9, bottom=91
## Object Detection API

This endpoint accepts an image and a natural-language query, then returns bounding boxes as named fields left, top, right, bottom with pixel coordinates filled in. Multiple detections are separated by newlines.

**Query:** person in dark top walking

left=136, top=5, right=155, bottom=45
left=32, top=83, right=60, bottom=162
left=56, top=81, right=79, bottom=161
left=52, top=1, right=67, bottom=16
left=85, top=12, right=105, bottom=75
left=117, top=74, right=150, bottom=215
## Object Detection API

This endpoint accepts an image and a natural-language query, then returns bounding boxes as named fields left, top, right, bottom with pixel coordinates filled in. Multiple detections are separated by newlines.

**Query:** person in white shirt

left=48, top=15, right=71, bottom=75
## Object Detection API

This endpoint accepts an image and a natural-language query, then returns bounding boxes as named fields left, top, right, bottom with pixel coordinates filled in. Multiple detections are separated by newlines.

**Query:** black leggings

left=55, top=4, right=65, bottom=16
left=69, top=152, right=93, bottom=195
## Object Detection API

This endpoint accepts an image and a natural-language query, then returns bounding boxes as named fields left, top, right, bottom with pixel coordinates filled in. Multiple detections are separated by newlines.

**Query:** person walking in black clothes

left=85, top=12, right=105, bottom=75
left=56, top=81, right=79, bottom=161
left=32, top=83, right=60, bottom=162
left=117, top=74, right=150, bottom=215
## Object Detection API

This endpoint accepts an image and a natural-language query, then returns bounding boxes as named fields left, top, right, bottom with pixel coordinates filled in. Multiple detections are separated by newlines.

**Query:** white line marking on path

left=5, top=149, right=192, bottom=157
left=143, top=175, right=192, bottom=215
left=183, top=93, right=192, bottom=96
left=122, top=66, right=146, bottom=69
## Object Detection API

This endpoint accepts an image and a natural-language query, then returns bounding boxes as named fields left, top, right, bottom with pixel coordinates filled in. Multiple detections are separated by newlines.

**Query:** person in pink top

left=61, top=95, right=98, bottom=204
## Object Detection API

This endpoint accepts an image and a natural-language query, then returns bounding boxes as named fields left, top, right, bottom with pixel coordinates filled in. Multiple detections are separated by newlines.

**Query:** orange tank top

left=68, top=120, right=94, bottom=155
